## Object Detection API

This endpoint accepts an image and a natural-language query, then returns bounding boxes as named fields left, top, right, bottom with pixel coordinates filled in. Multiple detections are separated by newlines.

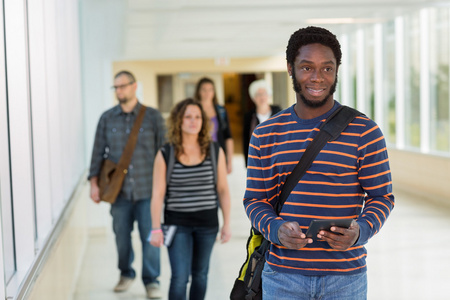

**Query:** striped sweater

left=243, top=101, right=394, bottom=275
left=164, top=157, right=219, bottom=227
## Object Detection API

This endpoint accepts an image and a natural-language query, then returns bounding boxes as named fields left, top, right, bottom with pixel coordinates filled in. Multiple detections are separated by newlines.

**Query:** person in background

left=243, top=26, right=394, bottom=299
left=150, top=98, right=232, bottom=300
left=243, top=79, right=282, bottom=166
left=194, top=77, right=234, bottom=173
left=88, top=70, right=165, bottom=299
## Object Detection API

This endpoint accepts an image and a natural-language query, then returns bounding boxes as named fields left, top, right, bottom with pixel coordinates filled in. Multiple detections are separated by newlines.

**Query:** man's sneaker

left=113, top=276, right=134, bottom=292
left=145, top=282, right=162, bottom=299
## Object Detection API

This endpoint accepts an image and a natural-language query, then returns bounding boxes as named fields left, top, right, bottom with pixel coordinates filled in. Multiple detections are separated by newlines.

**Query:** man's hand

left=89, top=178, right=101, bottom=203
left=278, top=222, right=312, bottom=249
left=317, top=220, right=360, bottom=250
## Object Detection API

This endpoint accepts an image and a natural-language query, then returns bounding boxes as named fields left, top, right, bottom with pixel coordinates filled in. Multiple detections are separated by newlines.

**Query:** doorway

left=222, top=73, right=261, bottom=156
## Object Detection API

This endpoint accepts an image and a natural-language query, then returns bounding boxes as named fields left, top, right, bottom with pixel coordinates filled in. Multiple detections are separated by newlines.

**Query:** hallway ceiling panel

left=121, top=0, right=441, bottom=60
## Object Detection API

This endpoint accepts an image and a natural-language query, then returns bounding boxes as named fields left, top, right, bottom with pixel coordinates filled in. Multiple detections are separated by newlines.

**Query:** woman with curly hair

left=150, top=98, right=231, bottom=300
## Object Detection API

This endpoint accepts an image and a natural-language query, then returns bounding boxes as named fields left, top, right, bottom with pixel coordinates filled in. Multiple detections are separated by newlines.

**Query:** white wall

left=79, top=0, right=129, bottom=230
left=80, top=0, right=126, bottom=163
left=389, top=149, right=450, bottom=209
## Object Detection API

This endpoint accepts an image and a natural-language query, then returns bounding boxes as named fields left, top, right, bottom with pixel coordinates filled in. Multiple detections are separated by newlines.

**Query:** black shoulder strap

left=275, top=106, right=361, bottom=215
left=164, top=144, right=175, bottom=184
left=210, top=142, right=219, bottom=184
left=164, top=142, right=220, bottom=185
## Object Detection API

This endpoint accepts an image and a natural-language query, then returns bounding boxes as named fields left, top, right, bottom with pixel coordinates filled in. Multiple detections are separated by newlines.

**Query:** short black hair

left=114, top=70, right=136, bottom=83
left=286, top=26, right=342, bottom=68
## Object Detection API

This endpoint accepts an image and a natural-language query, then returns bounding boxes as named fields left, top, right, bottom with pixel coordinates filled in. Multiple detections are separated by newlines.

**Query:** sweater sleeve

left=243, top=131, right=285, bottom=245
left=88, top=114, right=107, bottom=180
left=355, top=121, right=395, bottom=245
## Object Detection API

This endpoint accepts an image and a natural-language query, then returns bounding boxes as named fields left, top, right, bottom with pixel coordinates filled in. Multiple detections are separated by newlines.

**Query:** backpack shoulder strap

left=164, top=142, right=220, bottom=185
left=210, top=142, right=220, bottom=184
left=161, top=143, right=175, bottom=184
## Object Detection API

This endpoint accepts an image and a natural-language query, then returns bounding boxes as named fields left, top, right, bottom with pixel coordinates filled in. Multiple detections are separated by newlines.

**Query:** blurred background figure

left=88, top=70, right=164, bottom=299
left=150, top=98, right=231, bottom=300
left=243, top=79, right=282, bottom=166
left=194, top=77, right=234, bottom=173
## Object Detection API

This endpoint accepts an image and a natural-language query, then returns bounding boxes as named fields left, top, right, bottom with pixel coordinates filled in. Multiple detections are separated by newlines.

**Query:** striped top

left=243, top=101, right=395, bottom=276
left=164, top=157, right=219, bottom=227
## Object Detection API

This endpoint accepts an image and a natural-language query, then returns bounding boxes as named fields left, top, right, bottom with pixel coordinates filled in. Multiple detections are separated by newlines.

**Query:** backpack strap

left=161, top=143, right=175, bottom=184
left=163, top=142, right=220, bottom=185
left=210, top=142, right=220, bottom=185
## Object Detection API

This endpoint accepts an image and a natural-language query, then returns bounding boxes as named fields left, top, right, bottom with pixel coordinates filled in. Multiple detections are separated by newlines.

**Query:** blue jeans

left=262, top=263, right=367, bottom=300
left=110, top=198, right=160, bottom=285
left=167, top=225, right=218, bottom=300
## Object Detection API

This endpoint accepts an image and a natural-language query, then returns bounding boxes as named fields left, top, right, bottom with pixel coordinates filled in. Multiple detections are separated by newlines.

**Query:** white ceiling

left=118, top=0, right=446, bottom=60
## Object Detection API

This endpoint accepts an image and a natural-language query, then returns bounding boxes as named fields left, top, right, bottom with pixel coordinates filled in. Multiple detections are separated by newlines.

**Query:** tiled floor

left=73, top=155, right=450, bottom=300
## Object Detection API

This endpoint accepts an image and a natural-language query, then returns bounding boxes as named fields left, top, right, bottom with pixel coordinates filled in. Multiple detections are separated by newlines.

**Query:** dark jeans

left=167, top=225, right=218, bottom=300
left=110, top=198, right=160, bottom=285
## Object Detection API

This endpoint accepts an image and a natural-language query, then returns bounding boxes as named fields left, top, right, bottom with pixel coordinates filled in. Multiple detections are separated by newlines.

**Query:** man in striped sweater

left=243, top=26, right=394, bottom=299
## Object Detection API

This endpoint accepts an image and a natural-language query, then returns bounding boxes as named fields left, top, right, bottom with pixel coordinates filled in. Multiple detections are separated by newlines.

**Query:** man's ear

left=287, top=62, right=292, bottom=77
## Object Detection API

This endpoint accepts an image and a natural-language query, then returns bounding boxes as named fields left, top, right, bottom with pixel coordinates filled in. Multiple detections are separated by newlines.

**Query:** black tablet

left=305, top=218, right=354, bottom=240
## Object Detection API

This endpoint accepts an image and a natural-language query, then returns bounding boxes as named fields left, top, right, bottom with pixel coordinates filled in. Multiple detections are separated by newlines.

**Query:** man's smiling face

left=290, top=43, right=338, bottom=108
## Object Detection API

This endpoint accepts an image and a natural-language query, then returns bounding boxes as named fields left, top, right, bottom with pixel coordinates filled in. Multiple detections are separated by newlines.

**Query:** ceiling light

left=306, top=18, right=384, bottom=24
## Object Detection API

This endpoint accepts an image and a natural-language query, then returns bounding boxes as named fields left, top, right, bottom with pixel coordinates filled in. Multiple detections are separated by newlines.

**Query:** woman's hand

left=219, top=224, right=232, bottom=243
left=149, top=230, right=164, bottom=247
left=226, top=159, right=233, bottom=174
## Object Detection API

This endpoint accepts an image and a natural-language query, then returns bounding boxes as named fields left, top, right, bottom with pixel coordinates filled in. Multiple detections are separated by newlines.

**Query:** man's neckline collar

left=291, top=101, right=341, bottom=124
left=112, top=101, right=142, bottom=116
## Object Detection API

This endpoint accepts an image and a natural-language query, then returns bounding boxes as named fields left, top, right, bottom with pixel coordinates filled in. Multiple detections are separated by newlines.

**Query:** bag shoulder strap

left=163, top=144, right=175, bottom=184
left=115, top=105, right=147, bottom=173
left=209, top=141, right=220, bottom=184
left=275, top=105, right=361, bottom=215
left=165, top=142, right=220, bottom=185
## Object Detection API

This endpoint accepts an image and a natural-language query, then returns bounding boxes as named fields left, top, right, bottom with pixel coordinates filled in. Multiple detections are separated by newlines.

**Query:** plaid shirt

left=88, top=102, right=166, bottom=201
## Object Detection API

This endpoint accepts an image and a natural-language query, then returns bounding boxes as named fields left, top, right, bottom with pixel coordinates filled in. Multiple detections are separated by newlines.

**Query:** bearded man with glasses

left=88, top=70, right=166, bottom=299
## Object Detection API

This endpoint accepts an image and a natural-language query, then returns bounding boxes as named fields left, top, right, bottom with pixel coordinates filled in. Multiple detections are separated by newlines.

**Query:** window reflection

left=431, top=8, right=450, bottom=152
left=405, top=12, right=421, bottom=149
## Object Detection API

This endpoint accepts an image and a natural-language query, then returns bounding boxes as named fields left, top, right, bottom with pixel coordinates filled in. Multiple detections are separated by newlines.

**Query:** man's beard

left=117, top=96, right=128, bottom=104
left=291, top=72, right=337, bottom=108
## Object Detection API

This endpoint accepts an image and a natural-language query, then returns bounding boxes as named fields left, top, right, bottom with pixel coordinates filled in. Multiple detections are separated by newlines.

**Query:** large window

left=336, top=7, right=450, bottom=157
left=0, top=0, right=84, bottom=298
left=430, top=8, right=450, bottom=153
left=364, top=27, right=375, bottom=119
left=0, top=0, right=16, bottom=285
left=349, top=32, right=357, bottom=108
left=405, top=12, right=421, bottom=149
left=385, top=21, right=397, bottom=145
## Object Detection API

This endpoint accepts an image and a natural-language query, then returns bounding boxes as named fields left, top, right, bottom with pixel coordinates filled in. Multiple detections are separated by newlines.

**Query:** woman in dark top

left=150, top=98, right=231, bottom=300
left=194, top=77, right=234, bottom=173
left=243, top=79, right=282, bottom=166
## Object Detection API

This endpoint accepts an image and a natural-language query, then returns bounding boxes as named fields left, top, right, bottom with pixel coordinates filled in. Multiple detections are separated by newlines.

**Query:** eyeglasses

left=111, top=82, right=134, bottom=90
